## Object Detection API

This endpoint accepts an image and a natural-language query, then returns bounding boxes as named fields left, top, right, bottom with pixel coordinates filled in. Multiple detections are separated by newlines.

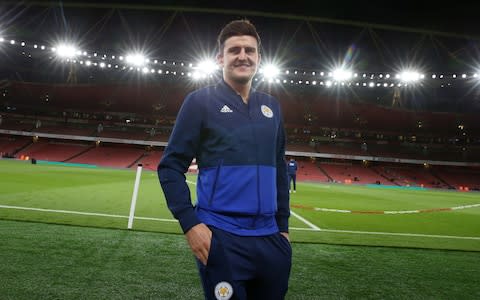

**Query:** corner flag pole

left=128, top=164, right=143, bottom=229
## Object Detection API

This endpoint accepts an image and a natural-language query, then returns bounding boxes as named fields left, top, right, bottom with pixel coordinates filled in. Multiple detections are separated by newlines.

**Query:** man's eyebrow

left=226, top=46, right=257, bottom=51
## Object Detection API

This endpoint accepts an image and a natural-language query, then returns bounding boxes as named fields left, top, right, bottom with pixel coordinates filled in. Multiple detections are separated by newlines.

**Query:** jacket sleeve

left=275, top=113, right=290, bottom=233
left=157, top=94, right=203, bottom=233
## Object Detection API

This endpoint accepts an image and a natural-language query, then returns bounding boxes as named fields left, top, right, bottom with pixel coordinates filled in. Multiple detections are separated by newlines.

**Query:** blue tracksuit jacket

left=287, top=160, right=298, bottom=175
left=158, top=80, right=290, bottom=236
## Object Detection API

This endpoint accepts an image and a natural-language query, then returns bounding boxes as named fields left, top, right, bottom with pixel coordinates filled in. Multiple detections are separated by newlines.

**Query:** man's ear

left=216, top=53, right=224, bottom=67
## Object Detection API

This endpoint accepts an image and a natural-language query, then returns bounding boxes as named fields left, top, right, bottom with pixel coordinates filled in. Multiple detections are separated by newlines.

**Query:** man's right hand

left=185, top=223, right=212, bottom=265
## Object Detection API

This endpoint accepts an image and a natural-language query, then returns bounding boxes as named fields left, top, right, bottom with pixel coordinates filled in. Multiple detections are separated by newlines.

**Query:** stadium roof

left=6, top=0, right=480, bottom=36
left=2, top=1, right=480, bottom=67
left=1, top=1, right=480, bottom=113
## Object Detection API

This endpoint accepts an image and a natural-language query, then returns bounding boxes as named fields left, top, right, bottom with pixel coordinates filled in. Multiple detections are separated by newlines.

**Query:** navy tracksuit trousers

left=196, top=226, right=292, bottom=300
left=288, top=174, right=296, bottom=191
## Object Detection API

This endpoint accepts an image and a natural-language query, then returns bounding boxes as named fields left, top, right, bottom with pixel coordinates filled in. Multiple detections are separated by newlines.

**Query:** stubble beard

left=232, top=75, right=251, bottom=85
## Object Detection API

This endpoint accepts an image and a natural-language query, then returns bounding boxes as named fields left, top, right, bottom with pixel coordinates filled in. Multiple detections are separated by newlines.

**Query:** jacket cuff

left=176, top=209, right=201, bottom=233
left=276, top=215, right=289, bottom=233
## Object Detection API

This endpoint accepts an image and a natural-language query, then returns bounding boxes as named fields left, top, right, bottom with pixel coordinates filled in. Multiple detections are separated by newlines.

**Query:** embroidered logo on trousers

left=215, top=281, right=233, bottom=300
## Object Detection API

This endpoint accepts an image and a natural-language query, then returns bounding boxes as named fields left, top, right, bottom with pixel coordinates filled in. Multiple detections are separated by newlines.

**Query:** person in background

left=287, top=158, right=298, bottom=193
left=158, top=19, right=291, bottom=300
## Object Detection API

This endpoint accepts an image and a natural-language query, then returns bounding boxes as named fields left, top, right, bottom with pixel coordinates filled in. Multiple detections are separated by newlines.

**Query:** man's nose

left=238, top=48, right=247, bottom=60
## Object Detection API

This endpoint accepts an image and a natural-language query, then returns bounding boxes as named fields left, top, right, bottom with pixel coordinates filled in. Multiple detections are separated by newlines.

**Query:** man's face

left=217, top=35, right=260, bottom=85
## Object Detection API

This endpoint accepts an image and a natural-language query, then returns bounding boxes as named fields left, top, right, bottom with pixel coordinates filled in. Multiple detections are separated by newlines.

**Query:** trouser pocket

left=197, top=227, right=236, bottom=300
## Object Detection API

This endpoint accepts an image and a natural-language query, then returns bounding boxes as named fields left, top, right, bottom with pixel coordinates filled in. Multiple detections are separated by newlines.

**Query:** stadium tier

left=134, top=150, right=164, bottom=171
left=66, top=144, right=146, bottom=168
left=1, top=80, right=479, bottom=190
left=14, top=140, right=91, bottom=162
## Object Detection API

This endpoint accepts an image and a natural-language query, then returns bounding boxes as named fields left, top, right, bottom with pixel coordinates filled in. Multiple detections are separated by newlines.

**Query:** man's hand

left=280, top=232, right=290, bottom=242
left=185, top=223, right=212, bottom=265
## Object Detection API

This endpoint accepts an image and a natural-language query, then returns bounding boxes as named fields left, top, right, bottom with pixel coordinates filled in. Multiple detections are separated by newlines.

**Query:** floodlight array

left=1, top=36, right=479, bottom=88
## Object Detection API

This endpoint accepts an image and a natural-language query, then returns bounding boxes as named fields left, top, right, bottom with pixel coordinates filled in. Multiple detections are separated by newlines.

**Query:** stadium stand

left=295, top=159, right=330, bottom=182
left=15, top=140, right=91, bottom=162
left=0, top=136, right=32, bottom=157
left=66, top=144, right=146, bottom=168
left=1, top=79, right=479, bottom=190
left=319, top=162, right=390, bottom=185
left=132, top=150, right=163, bottom=171
left=375, top=165, right=449, bottom=188
left=433, top=166, right=480, bottom=190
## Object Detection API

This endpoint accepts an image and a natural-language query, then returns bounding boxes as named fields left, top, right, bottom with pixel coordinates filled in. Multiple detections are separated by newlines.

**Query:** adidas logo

left=220, top=105, right=233, bottom=113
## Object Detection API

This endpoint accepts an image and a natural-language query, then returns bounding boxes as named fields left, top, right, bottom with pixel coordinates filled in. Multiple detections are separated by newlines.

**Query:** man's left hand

left=280, top=232, right=290, bottom=242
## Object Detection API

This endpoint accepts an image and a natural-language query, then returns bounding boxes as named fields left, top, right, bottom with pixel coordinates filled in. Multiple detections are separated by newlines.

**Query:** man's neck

left=225, top=79, right=251, bottom=104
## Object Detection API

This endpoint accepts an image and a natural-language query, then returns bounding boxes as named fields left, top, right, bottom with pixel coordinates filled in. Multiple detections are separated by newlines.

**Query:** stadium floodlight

left=397, top=70, right=423, bottom=82
left=55, top=44, right=78, bottom=58
left=260, top=64, right=280, bottom=79
left=125, top=53, right=146, bottom=67
left=332, top=68, right=353, bottom=82
left=191, top=71, right=207, bottom=81
left=189, top=59, right=218, bottom=80
left=197, top=59, right=218, bottom=75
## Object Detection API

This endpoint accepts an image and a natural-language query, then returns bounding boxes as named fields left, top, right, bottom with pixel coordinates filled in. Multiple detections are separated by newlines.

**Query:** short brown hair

left=217, top=19, right=261, bottom=53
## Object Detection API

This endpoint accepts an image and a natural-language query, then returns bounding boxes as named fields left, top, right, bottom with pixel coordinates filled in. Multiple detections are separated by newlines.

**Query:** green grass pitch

left=1, top=159, right=480, bottom=299
left=1, top=159, right=479, bottom=251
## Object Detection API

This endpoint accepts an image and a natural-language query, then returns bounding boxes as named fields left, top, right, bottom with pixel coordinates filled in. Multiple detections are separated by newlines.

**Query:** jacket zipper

left=248, top=99, right=261, bottom=228
left=208, top=159, right=223, bottom=206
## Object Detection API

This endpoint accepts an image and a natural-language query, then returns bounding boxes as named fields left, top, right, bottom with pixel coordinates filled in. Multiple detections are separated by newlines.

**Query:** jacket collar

left=217, top=79, right=256, bottom=101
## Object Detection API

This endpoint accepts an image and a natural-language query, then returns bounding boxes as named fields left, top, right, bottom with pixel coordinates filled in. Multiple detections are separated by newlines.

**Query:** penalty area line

left=288, top=225, right=480, bottom=241
left=319, top=228, right=480, bottom=241
left=188, top=176, right=322, bottom=231
left=187, top=178, right=322, bottom=231
left=290, top=210, right=321, bottom=231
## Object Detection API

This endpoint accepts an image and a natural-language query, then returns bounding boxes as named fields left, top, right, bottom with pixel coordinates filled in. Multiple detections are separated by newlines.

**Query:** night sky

left=2, top=1, right=480, bottom=112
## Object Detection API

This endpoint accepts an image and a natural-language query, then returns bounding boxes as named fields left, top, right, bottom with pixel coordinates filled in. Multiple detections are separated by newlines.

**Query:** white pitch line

left=320, top=228, right=480, bottom=241
left=1, top=204, right=479, bottom=241
left=290, top=227, right=318, bottom=231
left=186, top=178, right=323, bottom=231
left=289, top=227, right=480, bottom=240
left=134, top=216, right=176, bottom=222
left=0, top=204, right=176, bottom=222
left=190, top=177, right=323, bottom=232
left=452, top=204, right=480, bottom=210
left=301, top=203, right=480, bottom=214
left=290, top=210, right=321, bottom=231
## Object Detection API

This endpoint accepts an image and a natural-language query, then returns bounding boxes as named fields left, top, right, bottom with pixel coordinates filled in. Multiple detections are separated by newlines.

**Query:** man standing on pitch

left=287, top=158, right=298, bottom=193
left=158, top=19, right=291, bottom=299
